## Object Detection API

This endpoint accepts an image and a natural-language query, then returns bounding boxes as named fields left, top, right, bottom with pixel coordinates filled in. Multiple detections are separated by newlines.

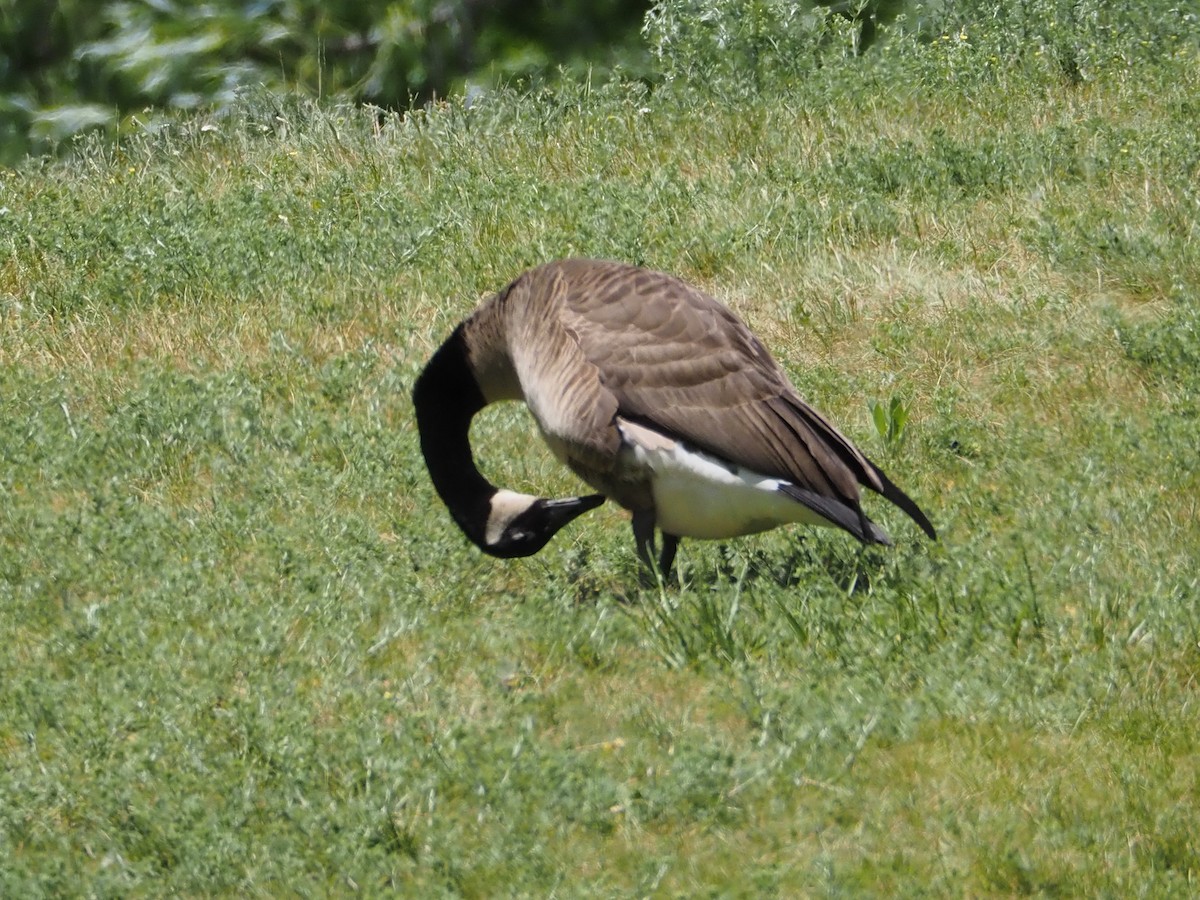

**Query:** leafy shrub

left=644, top=0, right=1200, bottom=97
left=643, top=0, right=870, bottom=94
left=0, top=0, right=651, bottom=162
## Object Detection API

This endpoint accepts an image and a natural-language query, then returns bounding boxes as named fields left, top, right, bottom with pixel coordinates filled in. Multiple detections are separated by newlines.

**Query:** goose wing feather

left=552, top=261, right=867, bottom=501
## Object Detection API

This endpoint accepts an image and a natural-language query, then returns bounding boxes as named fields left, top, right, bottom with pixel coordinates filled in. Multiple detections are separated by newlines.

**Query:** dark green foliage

left=0, top=0, right=652, bottom=162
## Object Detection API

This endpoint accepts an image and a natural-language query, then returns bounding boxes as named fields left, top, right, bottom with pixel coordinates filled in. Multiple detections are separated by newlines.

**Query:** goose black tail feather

left=771, top=396, right=938, bottom=543
left=865, top=464, right=938, bottom=541
left=778, top=483, right=893, bottom=546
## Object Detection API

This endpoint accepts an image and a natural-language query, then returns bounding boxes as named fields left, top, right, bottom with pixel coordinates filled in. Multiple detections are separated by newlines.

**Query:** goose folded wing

left=558, top=266, right=865, bottom=505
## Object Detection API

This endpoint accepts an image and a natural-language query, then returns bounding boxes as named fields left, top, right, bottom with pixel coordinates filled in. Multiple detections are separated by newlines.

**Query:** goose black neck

left=412, top=326, right=496, bottom=548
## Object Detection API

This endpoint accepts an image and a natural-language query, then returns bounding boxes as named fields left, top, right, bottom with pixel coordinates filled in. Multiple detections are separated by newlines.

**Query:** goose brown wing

left=552, top=260, right=880, bottom=509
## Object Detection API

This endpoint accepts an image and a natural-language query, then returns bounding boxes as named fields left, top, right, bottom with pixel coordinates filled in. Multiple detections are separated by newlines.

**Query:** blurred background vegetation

left=0, top=0, right=654, bottom=163
left=1, top=0, right=1197, bottom=164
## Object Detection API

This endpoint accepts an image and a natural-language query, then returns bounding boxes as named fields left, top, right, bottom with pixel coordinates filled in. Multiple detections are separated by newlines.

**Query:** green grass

left=3, top=32, right=1200, bottom=896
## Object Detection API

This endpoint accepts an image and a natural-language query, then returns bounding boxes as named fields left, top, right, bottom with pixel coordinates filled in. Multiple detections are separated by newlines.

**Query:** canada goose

left=412, top=259, right=936, bottom=578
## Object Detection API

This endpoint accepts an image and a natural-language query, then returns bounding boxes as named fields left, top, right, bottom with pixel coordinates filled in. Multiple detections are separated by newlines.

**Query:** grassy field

left=3, top=13, right=1200, bottom=896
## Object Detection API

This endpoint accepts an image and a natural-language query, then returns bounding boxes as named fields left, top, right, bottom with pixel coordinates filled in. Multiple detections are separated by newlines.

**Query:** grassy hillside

left=3, top=20, right=1199, bottom=896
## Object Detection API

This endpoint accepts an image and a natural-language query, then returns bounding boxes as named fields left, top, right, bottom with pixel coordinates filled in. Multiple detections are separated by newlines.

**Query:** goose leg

left=632, top=510, right=679, bottom=584
left=632, top=509, right=657, bottom=571
left=659, top=534, right=680, bottom=582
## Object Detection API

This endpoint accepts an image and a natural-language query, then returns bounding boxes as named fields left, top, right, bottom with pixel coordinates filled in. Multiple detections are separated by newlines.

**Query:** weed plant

left=2, top=5, right=1199, bottom=895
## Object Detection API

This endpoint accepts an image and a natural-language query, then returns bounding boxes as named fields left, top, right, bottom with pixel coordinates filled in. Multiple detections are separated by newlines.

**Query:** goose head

left=482, top=489, right=606, bottom=558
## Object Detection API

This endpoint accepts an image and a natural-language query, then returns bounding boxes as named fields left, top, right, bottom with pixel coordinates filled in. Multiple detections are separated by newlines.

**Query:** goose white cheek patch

left=485, top=489, right=539, bottom=546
